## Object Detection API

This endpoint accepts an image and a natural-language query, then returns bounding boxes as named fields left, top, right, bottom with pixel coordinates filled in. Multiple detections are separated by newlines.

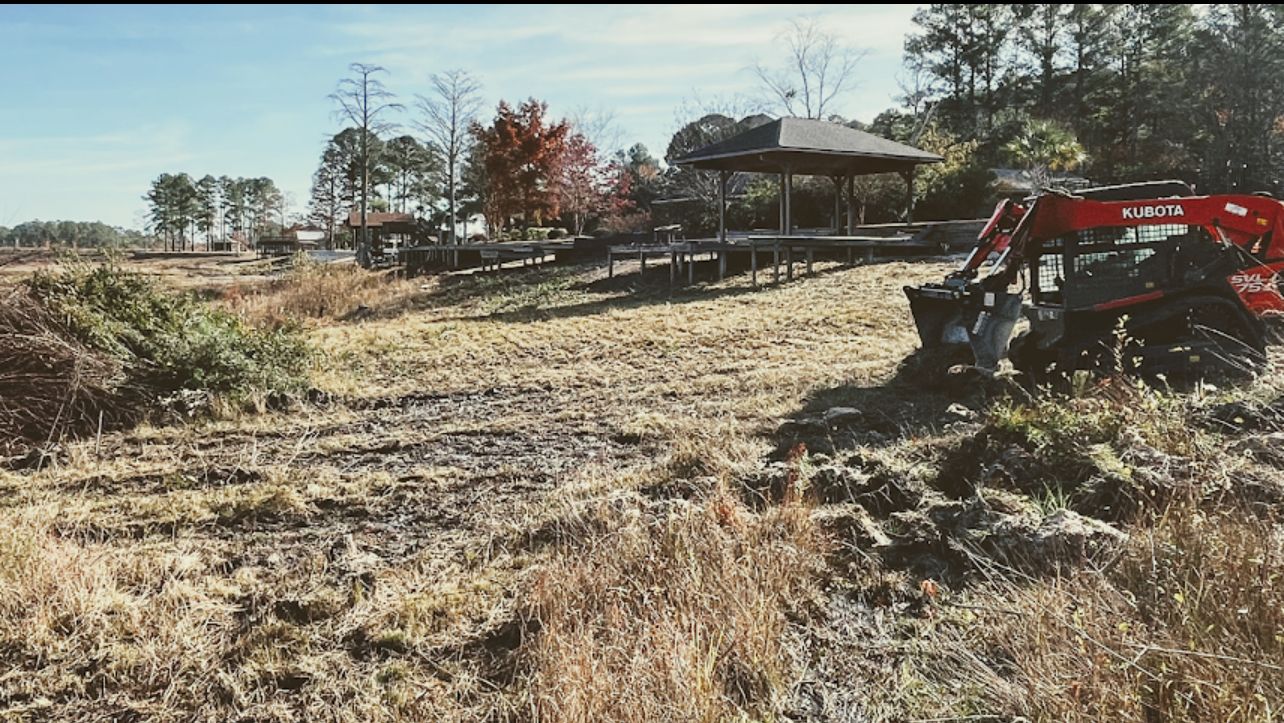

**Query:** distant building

left=346, top=211, right=418, bottom=256
left=256, top=224, right=327, bottom=258
left=460, top=213, right=487, bottom=240
left=285, top=224, right=326, bottom=246
left=212, top=232, right=249, bottom=253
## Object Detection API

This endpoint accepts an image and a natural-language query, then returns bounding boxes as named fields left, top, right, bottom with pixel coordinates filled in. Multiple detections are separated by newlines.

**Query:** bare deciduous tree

left=570, top=105, right=625, bottom=157
left=330, top=62, right=402, bottom=266
left=897, top=56, right=939, bottom=118
left=665, top=95, right=768, bottom=222
left=754, top=17, right=867, bottom=120
left=414, top=69, right=481, bottom=244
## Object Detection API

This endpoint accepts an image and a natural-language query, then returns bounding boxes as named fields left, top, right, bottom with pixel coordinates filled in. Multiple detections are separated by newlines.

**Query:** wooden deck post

left=786, top=246, right=794, bottom=281
left=670, top=251, right=676, bottom=287
left=773, top=244, right=780, bottom=284
left=751, top=247, right=758, bottom=287
left=687, top=252, right=694, bottom=285
left=608, top=249, right=614, bottom=278
left=640, top=248, right=646, bottom=273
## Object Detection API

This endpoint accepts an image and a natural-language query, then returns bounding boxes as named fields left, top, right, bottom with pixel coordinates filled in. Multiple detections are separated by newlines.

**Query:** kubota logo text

left=1122, top=204, right=1184, bottom=220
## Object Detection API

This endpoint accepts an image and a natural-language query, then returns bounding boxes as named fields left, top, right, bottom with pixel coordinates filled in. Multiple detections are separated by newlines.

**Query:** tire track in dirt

left=42, top=388, right=646, bottom=576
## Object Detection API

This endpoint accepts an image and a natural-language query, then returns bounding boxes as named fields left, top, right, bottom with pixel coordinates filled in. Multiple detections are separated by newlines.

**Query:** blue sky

left=0, top=4, right=920, bottom=229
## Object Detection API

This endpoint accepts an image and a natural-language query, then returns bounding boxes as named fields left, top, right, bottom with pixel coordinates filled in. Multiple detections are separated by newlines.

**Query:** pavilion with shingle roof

left=673, top=116, right=943, bottom=241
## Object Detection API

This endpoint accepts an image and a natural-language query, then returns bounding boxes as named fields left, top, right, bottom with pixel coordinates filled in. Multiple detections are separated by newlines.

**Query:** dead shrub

left=0, top=263, right=309, bottom=450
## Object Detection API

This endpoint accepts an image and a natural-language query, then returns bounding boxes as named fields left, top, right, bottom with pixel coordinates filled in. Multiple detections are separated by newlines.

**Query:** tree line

left=144, top=174, right=284, bottom=251
left=0, top=220, right=147, bottom=249
left=883, top=3, right=1284, bottom=219
left=659, top=5, right=1284, bottom=235
left=309, top=5, right=1283, bottom=249
left=77, top=7, right=1284, bottom=252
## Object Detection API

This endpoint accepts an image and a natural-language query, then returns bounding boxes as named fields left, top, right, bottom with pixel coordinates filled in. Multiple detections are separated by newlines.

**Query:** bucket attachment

left=905, top=284, right=970, bottom=348
left=905, top=284, right=1024, bottom=371
left=968, top=291, right=1023, bottom=370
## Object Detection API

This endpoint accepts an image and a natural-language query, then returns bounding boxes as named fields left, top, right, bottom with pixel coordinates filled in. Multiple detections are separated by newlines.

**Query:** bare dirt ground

left=3, top=255, right=1282, bottom=721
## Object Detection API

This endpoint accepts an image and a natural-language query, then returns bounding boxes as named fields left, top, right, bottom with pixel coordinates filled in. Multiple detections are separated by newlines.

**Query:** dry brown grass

left=3, top=256, right=1282, bottom=721
left=908, top=499, right=1284, bottom=722
left=523, top=488, right=822, bottom=723
left=0, top=510, right=235, bottom=719
left=0, top=248, right=281, bottom=289
left=221, top=258, right=419, bottom=327
left=837, top=375, right=1284, bottom=721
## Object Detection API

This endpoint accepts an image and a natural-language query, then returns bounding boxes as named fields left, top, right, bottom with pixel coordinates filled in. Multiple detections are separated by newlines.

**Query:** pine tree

left=195, top=175, right=219, bottom=250
left=1193, top=4, right=1284, bottom=193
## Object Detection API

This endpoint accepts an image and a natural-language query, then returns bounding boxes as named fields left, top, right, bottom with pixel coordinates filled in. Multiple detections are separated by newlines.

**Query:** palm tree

left=1004, top=119, right=1087, bottom=191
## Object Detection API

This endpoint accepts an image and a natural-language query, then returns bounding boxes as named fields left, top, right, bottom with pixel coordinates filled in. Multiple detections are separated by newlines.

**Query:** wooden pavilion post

left=784, top=167, right=794, bottom=236
left=832, top=175, right=842, bottom=232
left=778, top=172, right=786, bottom=234
left=846, top=173, right=856, bottom=234
left=717, top=170, right=729, bottom=243
left=902, top=167, right=916, bottom=223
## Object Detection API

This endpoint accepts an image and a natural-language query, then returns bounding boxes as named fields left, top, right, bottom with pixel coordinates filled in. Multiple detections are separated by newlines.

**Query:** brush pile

left=0, top=287, right=127, bottom=449
left=0, top=262, right=309, bottom=451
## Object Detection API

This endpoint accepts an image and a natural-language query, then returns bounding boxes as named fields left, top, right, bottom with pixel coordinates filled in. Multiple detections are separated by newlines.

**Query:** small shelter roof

left=673, top=117, right=942, bottom=176
left=346, top=211, right=415, bottom=229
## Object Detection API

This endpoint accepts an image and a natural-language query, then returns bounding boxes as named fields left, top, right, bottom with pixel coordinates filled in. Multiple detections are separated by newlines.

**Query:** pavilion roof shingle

left=674, top=117, right=942, bottom=176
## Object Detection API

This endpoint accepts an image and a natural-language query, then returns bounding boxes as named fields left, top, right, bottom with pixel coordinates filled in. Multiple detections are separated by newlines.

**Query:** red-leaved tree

left=559, top=131, right=644, bottom=235
left=556, top=132, right=610, bottom=236
left=596, top=160, right=645, bottom=233
left=471, top=99, right=569, bottom=236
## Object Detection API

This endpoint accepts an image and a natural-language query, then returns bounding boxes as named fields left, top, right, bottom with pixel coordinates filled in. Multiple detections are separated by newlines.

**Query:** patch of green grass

left=1032, top=483, right=1073, bottom=515
left=476, top=271, right=580, bottom=315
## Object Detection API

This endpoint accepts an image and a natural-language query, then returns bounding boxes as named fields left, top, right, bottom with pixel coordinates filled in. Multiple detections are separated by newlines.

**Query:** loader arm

left=947, top=198, right=1027, bottom=282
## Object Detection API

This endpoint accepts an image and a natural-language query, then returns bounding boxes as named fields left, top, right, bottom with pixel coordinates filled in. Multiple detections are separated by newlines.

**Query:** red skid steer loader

left=906, top=181, right=1284, bottom=379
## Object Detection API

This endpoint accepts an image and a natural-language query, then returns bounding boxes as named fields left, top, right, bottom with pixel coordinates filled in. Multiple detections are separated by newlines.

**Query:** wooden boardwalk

left=396, top=218, right=986, bottom=287
left=606, top=218, right=984, bottom=287
left=401, top=241, right=576, bottom=274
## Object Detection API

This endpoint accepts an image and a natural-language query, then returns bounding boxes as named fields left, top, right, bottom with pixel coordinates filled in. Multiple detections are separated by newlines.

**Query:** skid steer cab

left=906, top=181, right=1284, bottom=379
